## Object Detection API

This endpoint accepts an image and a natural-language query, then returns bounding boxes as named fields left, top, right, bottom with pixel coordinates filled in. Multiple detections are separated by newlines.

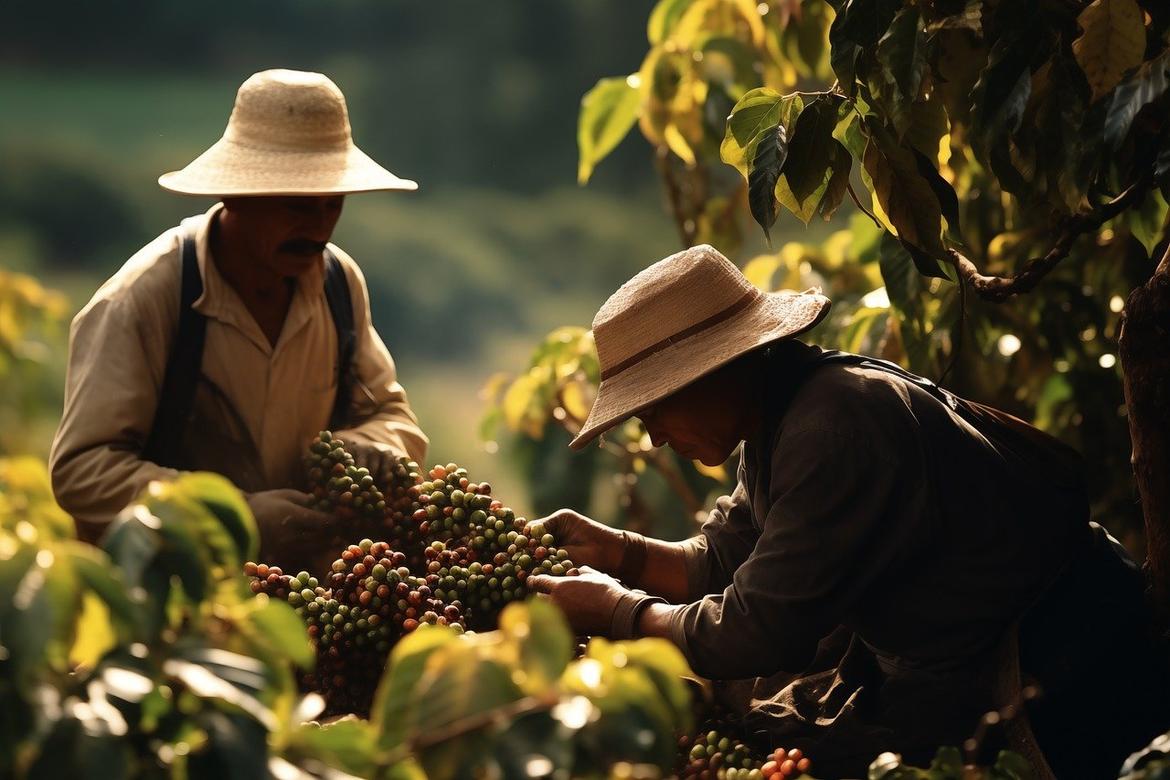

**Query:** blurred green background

left=1, top=0, right=799, bottom=517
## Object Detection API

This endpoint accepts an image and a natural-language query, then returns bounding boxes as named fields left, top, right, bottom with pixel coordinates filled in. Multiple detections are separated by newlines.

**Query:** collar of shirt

left=190, top=202, right=328, bottom=357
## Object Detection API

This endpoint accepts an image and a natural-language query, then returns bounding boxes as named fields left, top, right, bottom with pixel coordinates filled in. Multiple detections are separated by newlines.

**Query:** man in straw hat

left=527, top=245, right=1168, bottom=776
left=50, top=69, right=427, bottom=571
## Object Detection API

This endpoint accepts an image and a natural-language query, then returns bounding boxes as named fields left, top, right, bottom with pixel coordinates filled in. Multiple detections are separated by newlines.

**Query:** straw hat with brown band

left=158, top=69, right=417, bottom=197
left=569, top=244, right=832, bottom=450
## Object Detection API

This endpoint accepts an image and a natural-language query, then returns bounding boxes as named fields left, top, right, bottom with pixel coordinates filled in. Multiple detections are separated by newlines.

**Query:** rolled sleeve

left=332, top=253, right=428, bottom=465
left=671, top=427, right=906, bottom=680
left=680, top=456, right=757, bottom=600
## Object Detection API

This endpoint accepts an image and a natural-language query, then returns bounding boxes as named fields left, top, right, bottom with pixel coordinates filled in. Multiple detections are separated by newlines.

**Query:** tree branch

left=948, top=175, right=1153, bottom=303
left=654, top=147, right=697, bottom=248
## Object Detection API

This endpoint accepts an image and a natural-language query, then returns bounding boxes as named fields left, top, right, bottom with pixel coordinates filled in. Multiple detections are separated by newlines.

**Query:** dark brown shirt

left=670, top=343, right=1087, bottom=681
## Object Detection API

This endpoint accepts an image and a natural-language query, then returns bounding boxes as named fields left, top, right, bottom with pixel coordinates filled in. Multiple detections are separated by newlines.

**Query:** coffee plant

left=0, top=458, right=703, bottom=779
left=240, top=431, right=583, bottom=718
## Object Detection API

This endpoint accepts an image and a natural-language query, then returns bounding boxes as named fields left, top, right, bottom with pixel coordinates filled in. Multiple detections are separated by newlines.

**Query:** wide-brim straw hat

left=159, top=69, right=417, bottom=196
left=570, top=244, right=831, bottom=450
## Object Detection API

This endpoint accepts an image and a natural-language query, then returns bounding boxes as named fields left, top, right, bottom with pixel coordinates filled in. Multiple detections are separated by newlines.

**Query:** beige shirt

left=50, top=204, right=428, bottom=525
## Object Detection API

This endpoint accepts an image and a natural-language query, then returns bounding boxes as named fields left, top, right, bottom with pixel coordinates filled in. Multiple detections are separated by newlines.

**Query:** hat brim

left=158, top=137, right=418, bottom=196
left=569, top=290, right=830, bottom=450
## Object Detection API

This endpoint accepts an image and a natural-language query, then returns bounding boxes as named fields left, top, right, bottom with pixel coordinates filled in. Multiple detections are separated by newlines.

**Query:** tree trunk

left=1119, top=245, right=1170, bottom=627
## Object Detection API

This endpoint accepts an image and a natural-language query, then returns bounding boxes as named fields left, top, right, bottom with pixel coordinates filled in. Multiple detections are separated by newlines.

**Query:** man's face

left=220, top=195, right=345, bottom=277
left=637, top=369, right=741, bottom=467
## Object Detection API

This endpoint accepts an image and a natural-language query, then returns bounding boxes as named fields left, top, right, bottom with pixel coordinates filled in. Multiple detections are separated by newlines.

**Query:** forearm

left=631, top=538, right=692, bottom=604
left=50, top=444, right=178, bottom=533
left=636, top=601, right=685, bottom=640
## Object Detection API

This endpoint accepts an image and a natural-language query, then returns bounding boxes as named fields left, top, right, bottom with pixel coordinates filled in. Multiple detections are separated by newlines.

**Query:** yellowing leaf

left=578, top=76, right=643, bottom=184
left=70, top=592, right=115, bottom=668
left=664, top=123, right=697, bottom=165
left=1072, top=0, right=1146, bottom=102
left=561, top=380, right=594, bottom=425
left=742, top=254, right=782, bottom=290
left=648, top=0, right=697, bottom=44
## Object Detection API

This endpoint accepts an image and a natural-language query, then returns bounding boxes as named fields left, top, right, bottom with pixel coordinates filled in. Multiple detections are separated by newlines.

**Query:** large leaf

left=874, top=6, right=926, bottom=135
left=498, top=599, right=573, bottom=692
left=65, top=540, right=143, bottom=642
left=720, top=88, right=786, bottom=176
left=283, top=717, right=378, bottom=777
left=578, top=76, right=642, bottom=185
left=407, top=640, right=523, bottom=778
left=862, top=125, right=948, bottom=277
left=910, top=148, right=960, bottom=238
left=372, top=625, right=460, bottom=750
left=647, top=0, right=696, bottom=44
left=820, top=144, right=853, bottom=221
left=773, top=97, right=848, bottom=225
left=1072, top=0, right=1146, bottom=103
left=784, top=97, right=842, bottom=203
left=245, top=598, right=314, bottom=670
left=748, top=124, right=788, bottom=242
left=970, top=32, right=1034, bottom=163
left=828, top=0, right=902, bottom=96
left=176, top=472, right=257, bottom=566
left=1105, top=49, right=1170, bottom=149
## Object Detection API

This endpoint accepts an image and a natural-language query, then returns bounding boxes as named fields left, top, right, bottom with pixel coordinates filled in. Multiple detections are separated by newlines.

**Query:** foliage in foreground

left=0, top=459, right=694, bottom=779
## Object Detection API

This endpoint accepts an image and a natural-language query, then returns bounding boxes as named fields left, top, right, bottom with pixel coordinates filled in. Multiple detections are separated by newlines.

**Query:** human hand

left=527, top=565, right=661, bottom=638
left=343, top=439, right=398, bottom=486
left=525, top=509, right=626, bottom=575
left=247, top=489, right=355, bottom=575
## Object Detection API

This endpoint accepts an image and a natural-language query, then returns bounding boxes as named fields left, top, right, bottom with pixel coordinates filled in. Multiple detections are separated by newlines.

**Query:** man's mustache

left=280, top=239, right=327, bottom=256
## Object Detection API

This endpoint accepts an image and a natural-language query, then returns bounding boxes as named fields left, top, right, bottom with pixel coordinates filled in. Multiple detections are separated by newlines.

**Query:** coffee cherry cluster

left=677, top=716, right=811, bottom=779
left=244, top=562, right=297, bottom=600
left=295, top=538, right=466, bottom=716
left=241, top=435, right=583, bottom=717
left=305, top=431, right=386, bottom=520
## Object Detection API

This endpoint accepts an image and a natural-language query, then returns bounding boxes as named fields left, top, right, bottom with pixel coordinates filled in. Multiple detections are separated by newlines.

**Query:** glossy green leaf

left=578, top=76, right=642, bottom=185
left=372, top=624, right=460, bottom=750
left=784, top=97, right=842, bottom=203
left=176, top=472, right=258, bottom=566
left=828, top=0, right=902, bottom=96
left=721, top=88, right=786, bottom=176
left=246, top=598, right=314, bottom=669
left=970, top=33, right=1034, bottom=161
left=189, top=709, right=270, bottom=780
left=407, top=640, right=523, bottom=778
left=1105, top=49, right=1170, bottom=149
left=874, top=6, right=926, bottom=135
left=284, top=717, right=378, bottom=777
left=775, top=97, right=846, bottom=225
left=499, top=599, right=573, bottom=691
left=748, top=124, right=788, bottom=242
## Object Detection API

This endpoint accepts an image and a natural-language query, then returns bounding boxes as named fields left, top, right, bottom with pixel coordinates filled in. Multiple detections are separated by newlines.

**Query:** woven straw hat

left=570, top=244, right=830, bottom=450
left=159, top=69, right=417, bottom=196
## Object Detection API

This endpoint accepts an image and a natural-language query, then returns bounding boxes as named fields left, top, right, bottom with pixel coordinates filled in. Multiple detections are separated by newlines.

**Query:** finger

left=270, top=488, right=314, bottom=503
left=525, top=574, right=557, bottom=594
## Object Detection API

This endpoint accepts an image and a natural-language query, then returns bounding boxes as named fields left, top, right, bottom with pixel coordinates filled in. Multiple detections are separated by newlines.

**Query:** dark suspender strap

left=323, top=248, right=356, bottom=431
left=143, top=220, right=207, bottom=469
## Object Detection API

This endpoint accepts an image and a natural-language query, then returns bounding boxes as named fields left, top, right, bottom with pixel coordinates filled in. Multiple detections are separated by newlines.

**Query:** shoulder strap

left=143, top=220, right=207, bottom=469
left=799, top=350, right=1084, bottom=485
left=323, top=248, right=356, bottom=431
